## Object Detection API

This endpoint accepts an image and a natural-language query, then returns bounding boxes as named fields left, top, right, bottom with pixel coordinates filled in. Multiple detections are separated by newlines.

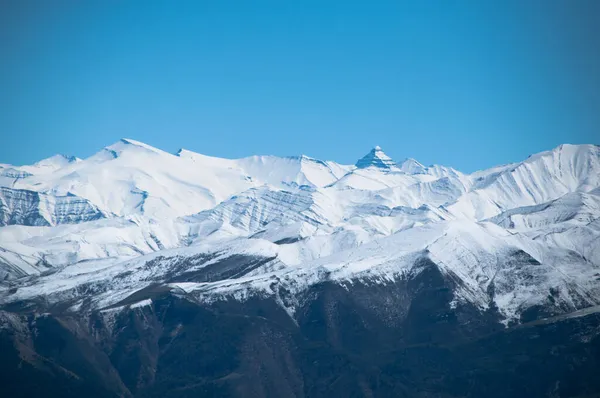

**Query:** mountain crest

left=355, top=146, right=396, bottom=169
left=35, top=154, right=80, bottom=165
left=398, top=158, right=427, bottom=174
left=100, top=138, right=166, bottom=159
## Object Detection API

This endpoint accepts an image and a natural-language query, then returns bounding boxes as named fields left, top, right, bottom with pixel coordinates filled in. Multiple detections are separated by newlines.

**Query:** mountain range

left=1, top=139, right=599, bottom=397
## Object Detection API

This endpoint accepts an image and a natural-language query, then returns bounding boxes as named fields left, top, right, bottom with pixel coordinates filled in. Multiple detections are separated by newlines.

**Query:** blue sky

left=1, top=0, right=598, bottom=172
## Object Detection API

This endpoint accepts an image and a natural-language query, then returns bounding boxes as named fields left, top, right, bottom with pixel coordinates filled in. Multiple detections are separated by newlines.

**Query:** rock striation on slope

left=0, top=187, right=106, bottom=227
left=0, top=140, right=600, bottom=396
left=0, top=141, right=598, bottom=317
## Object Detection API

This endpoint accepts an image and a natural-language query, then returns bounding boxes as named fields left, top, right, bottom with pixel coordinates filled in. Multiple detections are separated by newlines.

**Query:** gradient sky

left=1, top=0, right=598, bottom=172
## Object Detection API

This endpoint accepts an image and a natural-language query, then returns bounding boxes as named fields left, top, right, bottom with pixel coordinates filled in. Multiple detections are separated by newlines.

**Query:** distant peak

left=119, top=138, right=159, bottom=150
left=522, top=143, right=600, bottom=165
left=51, top=154, right=80, bottom=163
left=355, top=146, right=395, bottom=169
left=34, top=154, right=81, bottom=167
left=102, top=138, right=165, bottom=158
left=398, top=158, right=427, bottom=174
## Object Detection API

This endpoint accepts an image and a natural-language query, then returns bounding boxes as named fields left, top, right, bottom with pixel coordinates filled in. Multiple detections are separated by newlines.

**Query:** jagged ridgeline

left=1, top=140, right=600, bottom=397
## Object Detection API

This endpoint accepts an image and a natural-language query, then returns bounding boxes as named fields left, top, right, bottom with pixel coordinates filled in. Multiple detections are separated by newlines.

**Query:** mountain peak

left=355, top=146, right=395, bottom=169
left=35, top=154, right=80, bottom=166
left=25, top=154, right=81, bottom=174
left=398, top=158, right=427, bottom=174
left=100, top=138, right=166, bottom=159
left=119, top=138, right=161, bottom=151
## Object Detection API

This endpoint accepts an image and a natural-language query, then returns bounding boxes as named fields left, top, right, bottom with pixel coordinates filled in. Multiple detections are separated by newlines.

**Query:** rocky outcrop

left=355, top=146, right=397, bottom=169
left=0, top=187, right=106, bottom=226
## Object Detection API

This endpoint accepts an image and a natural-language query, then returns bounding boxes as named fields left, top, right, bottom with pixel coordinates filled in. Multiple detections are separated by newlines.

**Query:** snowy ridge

left=0, top=140, right=599, bottom=325
left=448, top=144, right=600, bottom=220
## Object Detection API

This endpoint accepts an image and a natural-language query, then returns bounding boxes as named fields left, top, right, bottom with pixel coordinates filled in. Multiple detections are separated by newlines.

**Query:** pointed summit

left=355, top=146, right=396, bottom=169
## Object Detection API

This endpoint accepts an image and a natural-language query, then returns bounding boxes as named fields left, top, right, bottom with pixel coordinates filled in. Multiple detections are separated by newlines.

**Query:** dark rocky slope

left=1, top=260, right=600, bottom=398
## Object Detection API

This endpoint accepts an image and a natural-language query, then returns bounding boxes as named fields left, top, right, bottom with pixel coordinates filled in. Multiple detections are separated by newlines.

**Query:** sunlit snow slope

left=0, top=140, right=598, bottom=324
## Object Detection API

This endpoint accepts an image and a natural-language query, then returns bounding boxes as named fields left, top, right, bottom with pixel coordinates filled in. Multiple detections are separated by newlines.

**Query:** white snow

left=130, top=298, right=152, bottom=309
left=0, top=140, right=599, bottom=325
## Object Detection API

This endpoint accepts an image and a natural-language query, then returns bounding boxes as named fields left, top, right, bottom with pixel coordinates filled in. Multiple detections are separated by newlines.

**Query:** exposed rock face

left=0, top=187, right=106, bottom=226
left=355, top=146, right=397, bottom=169
left=1, top=259, right=600, bottom=398
left=0, top=167, right=33, bottom=179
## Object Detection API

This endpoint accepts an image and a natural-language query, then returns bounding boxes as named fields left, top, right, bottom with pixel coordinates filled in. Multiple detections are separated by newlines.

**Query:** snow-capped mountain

left=1, top=140, right=599, bottom=397
left=0, top=140, right=599, bottom=324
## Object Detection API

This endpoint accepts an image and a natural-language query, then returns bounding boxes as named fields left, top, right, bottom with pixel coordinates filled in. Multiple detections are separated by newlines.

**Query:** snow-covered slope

left=0, top=140, right=598, bottom=325
left=448, top=144, right=600, bottom=220
left=6, top=139, right=353, bottom=223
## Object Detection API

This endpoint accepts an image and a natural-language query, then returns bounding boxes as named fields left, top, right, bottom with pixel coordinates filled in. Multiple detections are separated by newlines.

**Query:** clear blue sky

left=1, top=0, right=598, bottom=172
